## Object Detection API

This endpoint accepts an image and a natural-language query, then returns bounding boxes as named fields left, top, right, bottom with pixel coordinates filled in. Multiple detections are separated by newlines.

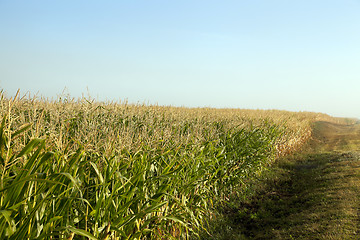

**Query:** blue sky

left=1, top=1, right=360, bottom=118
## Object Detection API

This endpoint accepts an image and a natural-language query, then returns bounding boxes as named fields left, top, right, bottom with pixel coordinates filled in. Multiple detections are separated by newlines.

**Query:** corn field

left=0, top=90, right=346, bottom=239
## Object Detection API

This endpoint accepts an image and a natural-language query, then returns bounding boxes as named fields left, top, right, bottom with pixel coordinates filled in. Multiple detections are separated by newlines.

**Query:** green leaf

left=43, top=216, right=63, bottom=233
left=160, top=216, right=186, bottom=226
left=0, top=175, right=65, bottom=193
left=90, top=161, right=104, bottom=184
left=12, top=123, right=32, bottom=139
left=66, top=226, right=98, bottom=240
left=16, top=138, right=43, bottom=159
left=59, top=173, right=81, bottom=192
left=0, top=210, right=13, bottom=225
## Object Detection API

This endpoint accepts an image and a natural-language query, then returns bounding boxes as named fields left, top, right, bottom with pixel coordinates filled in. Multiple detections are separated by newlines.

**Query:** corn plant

left=0, top=90, right=352, bottom=239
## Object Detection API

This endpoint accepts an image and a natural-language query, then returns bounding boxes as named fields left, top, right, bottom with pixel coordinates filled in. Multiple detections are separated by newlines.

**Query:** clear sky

left=1, top=1, right=360, bottom=118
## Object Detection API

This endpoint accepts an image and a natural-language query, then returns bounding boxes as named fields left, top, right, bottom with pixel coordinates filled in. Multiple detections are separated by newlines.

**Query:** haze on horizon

left=1, top=1, right=360, bottom=119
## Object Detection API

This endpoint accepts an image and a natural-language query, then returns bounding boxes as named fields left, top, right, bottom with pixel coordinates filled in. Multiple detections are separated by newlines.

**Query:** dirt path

left=311, top=121, right=360, bottom=152
left=207, top=121, right=360, bottom=239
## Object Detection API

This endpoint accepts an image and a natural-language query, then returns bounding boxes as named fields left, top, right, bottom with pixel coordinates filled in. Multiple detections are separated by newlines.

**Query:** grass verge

left=202, top=140, right=360, bottom=239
